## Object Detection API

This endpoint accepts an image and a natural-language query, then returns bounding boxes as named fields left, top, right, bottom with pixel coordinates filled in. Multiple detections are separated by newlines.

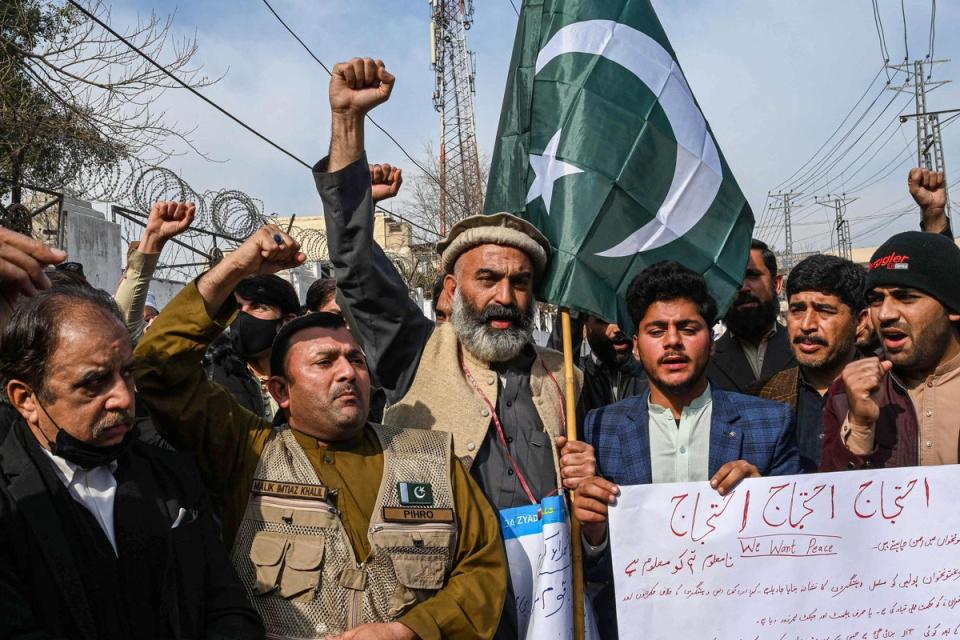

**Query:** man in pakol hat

left=821, top=231, right=960, bottom=470
left=314, top=57, right=595, bottom=638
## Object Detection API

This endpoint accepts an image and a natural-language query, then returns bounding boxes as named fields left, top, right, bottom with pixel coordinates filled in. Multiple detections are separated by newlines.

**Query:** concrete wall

left=148, top=278, right=186, bottom=310
left=61, top=198, right=123, bottom=294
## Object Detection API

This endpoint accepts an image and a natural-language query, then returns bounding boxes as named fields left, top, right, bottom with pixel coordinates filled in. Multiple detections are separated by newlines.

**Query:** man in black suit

left=0, top=283, right=263, bottom=640
left=708, top=239, right=796, bottom=392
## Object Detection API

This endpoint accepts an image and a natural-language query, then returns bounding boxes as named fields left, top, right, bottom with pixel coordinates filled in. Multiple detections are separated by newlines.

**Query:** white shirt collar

left=41, top=447, right=118, bottom=485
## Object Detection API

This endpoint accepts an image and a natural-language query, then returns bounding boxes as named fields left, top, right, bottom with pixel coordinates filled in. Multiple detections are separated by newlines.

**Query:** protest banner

left=608, top=465, right=960, bottom=639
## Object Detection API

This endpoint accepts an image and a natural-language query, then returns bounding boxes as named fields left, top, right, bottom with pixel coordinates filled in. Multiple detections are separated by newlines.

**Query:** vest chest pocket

left=371, top=524, right=456, bottom=616
left=249, top=531, right=326, bottom=602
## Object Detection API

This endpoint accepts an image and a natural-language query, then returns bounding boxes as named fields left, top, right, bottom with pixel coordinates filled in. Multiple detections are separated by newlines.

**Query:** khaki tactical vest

left=231, top=424, right=457, bottom=639
left=384, top=321, right=582, bottom=475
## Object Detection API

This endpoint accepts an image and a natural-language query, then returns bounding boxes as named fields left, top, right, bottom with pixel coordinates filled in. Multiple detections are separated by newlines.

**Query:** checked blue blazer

left=583, top=387, right=799, bottom=639
left=584, top=386, right=800, bottom=486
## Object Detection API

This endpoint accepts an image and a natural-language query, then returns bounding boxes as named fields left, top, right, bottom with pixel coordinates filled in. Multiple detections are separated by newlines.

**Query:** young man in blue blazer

left=573, top=261, right=800, bottom=639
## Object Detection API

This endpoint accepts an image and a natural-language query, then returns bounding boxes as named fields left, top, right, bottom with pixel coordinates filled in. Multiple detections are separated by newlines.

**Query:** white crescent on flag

left=534, top=20, right=723, bottom=256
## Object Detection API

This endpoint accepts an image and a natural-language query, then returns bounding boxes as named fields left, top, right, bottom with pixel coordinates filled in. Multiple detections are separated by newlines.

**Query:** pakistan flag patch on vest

left=398, top=482, right=434, bottom=506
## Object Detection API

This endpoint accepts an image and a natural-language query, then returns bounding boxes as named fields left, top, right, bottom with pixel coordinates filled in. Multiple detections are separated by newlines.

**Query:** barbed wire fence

left=3, top=158, right=329, bottom=284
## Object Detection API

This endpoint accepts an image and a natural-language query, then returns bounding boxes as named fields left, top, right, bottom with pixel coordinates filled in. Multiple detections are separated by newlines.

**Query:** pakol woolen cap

left=865, top=231, right=960, bottom=313
left=436, top=212, right=552, bottom=277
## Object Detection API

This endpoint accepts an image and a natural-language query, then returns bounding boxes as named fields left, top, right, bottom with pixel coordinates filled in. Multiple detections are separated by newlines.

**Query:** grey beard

left=451, top=288, right=534, bottom=363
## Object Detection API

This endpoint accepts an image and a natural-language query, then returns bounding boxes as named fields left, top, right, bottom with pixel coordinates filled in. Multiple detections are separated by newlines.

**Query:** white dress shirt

left=41, top=448, right=119, bottom=554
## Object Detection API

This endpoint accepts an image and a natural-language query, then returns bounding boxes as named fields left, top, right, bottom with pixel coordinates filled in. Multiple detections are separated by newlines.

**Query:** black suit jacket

left=707, top=323, right=796, bottom=393
left=0, top=406, right=264, bottom=640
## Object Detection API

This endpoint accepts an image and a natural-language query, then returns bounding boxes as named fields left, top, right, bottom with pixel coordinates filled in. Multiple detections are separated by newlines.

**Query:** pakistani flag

left=484, top=0, right=754, bottom=332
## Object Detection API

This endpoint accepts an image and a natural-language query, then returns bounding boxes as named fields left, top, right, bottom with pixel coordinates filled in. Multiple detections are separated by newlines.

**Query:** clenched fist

left=841, top=356, right=893, bottom=427
left=908, top=167, right=946, bottom=212
left=141, top=201, right=196, bottom=254
left=330, top=58, right=395, bottom=117
left=369, top=164, right=403, bottom=202
left=222, top=224, right=305, bottom=279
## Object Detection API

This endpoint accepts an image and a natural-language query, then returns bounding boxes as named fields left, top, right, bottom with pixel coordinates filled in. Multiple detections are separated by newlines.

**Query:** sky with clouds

left=116, top=0, right=960, bottom=254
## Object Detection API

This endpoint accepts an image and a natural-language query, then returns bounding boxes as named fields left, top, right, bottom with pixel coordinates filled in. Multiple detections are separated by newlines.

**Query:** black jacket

left=707, top=323, right=796, bottom=393
left=579, top=355, right=648, bottom=416
left=204, top=336, right=269, bottom=420
left=0, top=406, right=264, bottom=640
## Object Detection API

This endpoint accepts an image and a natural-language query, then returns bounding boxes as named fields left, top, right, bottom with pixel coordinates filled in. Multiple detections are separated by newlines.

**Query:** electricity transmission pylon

left=430, top=0, right=484, bottom=236
left=889, top=58, right=953, bottom=217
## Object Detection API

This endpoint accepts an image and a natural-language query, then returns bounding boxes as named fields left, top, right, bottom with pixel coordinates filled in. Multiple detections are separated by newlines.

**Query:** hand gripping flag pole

left=561, top=308, right=585, bottom=640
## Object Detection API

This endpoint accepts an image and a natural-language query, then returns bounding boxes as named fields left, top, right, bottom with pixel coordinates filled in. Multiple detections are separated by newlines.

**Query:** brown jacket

left=819, top=375, right=922, bottom=471
left=752, top=366, right=801, bottom=410
left=384, top=321, right=581, bottom=482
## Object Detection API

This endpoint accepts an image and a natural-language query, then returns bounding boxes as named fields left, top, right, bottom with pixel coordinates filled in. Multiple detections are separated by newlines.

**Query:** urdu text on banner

left=608, top=465, right=960, bottom=639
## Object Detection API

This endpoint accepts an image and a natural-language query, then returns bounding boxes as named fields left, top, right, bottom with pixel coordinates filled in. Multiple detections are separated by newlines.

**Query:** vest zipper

left=252, top=494, right=340, bottom=516
left=347, top=562, right=365, bottom=629
left=369, top=522, right=456, bottom=534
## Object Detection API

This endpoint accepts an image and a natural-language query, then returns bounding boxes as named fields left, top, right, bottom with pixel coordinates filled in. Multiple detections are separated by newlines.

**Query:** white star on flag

left=525, top=129, right=583, bottom=215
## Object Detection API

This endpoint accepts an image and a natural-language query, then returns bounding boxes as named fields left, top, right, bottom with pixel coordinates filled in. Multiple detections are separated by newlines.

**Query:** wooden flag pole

left=561, top=308, right=586, bottom=640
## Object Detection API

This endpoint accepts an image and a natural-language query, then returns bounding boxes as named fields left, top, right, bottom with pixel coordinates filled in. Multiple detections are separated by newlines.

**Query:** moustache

left=331, top=382, right=361, bottom=399
left=480, top=303, right=523, bottom=324
left=793, top=336, right=828, bottom=347
left=734, top=292, right=761, bottom=306
left=879, top=320, right=910, bottom=333
left=95, top=411, right=135, bottom=430
left=658, top=352, right=690, bottom=365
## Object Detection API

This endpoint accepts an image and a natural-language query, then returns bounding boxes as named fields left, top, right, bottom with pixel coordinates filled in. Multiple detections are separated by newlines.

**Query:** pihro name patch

left=251, top=479, right=328, bottom=501
left=382, top=507, right=454, bottom=524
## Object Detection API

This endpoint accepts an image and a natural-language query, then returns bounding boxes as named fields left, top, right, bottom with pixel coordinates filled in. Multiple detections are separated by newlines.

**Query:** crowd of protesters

left=0, top=57, right=957, bottom=640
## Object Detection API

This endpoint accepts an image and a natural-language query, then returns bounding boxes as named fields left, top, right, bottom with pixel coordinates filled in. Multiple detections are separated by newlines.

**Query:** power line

left=798, top=94, right=914, bottom=197
left=928, top=0, right=937, bottom=63
left=261, top=0, right=464, bottom=224
left=872, top=0, right=893, bottom=81
left=66, top=0, right=445, bottom=241
left=900, top=0, right=909, bottom=62
left=63, top=0, right=313, bottom=171
left=771, top=67, right=885, bottom=194
left=788, top=89, right=907, bottom=194
left=508, top=0, right=520, bottom=17
left=781, top=78, right=892, bottom=194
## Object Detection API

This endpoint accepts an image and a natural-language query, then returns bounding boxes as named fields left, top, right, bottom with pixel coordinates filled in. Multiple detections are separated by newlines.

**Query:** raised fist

left=369, top=163, right=403, bottom=202
left=841, top=356, right=893, bottom=427
left=329, top=58, right=395, bottom=118
left=223, top=224, right=306, bottom=278
left=908, top=167, right=947, bottom=213
left=142, top=201, right=196, bottom=253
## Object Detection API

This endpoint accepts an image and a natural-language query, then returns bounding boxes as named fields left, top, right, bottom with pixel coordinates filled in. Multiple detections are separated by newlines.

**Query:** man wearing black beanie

left=821, top=231, right=960, bottom=471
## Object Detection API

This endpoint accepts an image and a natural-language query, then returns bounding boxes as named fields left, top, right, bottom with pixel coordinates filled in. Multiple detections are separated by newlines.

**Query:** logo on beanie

left=869, top=252, right=910, bottom=271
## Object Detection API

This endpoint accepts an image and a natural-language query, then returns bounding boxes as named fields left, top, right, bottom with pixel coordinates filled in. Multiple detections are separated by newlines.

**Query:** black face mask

left=230, top=311, right=281, bottom=359
left=37, top=402, right=135, bottom=470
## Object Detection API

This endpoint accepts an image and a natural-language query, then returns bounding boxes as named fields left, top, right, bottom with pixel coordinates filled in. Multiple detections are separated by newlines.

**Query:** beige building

left=275, top=212, right=440, bottom=296
left=275, top=211, right=417, bottom=263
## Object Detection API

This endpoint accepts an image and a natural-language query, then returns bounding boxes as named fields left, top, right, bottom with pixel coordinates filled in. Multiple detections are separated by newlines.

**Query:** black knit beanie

left=865, top=231, right=960, bottom=313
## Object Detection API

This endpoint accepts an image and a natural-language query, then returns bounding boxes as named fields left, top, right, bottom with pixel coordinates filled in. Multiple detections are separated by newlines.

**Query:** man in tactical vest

left=134, top=225, right=507, bottom=640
